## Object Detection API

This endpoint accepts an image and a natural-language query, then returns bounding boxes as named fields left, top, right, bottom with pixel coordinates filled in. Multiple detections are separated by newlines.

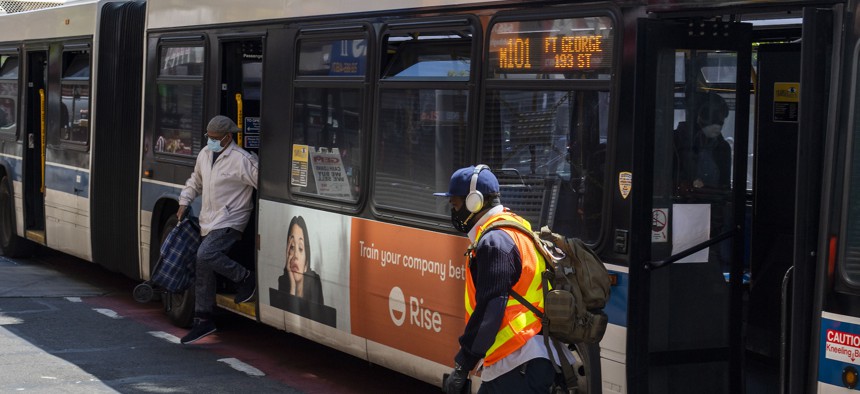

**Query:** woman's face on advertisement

left=287, top=224, right=307, bottom=274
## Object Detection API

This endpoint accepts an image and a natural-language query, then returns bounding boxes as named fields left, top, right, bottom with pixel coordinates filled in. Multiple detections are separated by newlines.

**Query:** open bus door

left=631, top=5, right=839, bottom=393
left=629, top=18, right=752, bottom=394
left=23, top=49, right=47, bottom=245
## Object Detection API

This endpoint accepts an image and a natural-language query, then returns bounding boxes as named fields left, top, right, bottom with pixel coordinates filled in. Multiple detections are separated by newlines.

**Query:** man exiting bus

left=178, top=115, right=259, bottom=345
left=436, top=165, right=572, bottom=393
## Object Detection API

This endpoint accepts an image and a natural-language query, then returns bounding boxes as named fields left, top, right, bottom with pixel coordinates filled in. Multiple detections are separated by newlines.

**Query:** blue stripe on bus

left=606, top=270, right=628, bottom=327
left=140, top=180, right=181, bottom=212
left=140, top=180, right=202, bottom=215
left=818, top=316, right=860, bottom=389
left=0, top=155, right=89, bottom=198
left=45, top=164, right=90, bottom=198
left=0, top=155, right=22, bottom=182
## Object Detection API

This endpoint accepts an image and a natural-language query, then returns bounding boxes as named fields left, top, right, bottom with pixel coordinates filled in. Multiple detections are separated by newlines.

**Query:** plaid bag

left=151, top=216, right=201, bottom=292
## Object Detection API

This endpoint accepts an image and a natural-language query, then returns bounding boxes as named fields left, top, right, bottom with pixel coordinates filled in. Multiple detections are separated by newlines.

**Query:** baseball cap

left=433, top=165, right=500, bottom=197
left=207, top=115, right=240, bottom=134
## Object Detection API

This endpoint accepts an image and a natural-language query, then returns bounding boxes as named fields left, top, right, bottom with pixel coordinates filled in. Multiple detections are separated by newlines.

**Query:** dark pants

left=194, top=227, right=246, bottom=314
left=478, top=358, right=560, bottom=394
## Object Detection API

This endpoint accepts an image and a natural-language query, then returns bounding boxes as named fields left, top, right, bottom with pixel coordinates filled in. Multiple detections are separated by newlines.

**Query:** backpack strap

left=484, top=220, right=580, bottom=392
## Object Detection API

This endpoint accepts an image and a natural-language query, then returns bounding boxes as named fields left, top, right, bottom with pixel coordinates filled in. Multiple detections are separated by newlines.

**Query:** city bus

left=2, top=0, right=860, bottom=392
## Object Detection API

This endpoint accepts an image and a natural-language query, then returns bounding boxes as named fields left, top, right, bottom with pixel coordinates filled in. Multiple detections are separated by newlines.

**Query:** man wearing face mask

left=178, top=115, right=259, bottom=344
left=674, top=92, right=731, bottom=195
left=435, top=165, right=572, bottom=394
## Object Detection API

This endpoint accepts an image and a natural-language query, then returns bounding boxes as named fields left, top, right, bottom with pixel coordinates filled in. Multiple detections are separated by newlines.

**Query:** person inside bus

left=277, top=215, right=324, bottom=304
left=674, top=92, right=733, bottom=270
left=178, top=115, right=259, bottom=345
left=435, top=165, right=573, bottom=394
left=674, top=91, right=731, bottom=197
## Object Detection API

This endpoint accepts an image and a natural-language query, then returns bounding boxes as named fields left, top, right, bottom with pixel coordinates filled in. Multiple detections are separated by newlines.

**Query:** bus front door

left=629, top=18, right=752, bottom=394
left=23, top=50, right=46, bottom=245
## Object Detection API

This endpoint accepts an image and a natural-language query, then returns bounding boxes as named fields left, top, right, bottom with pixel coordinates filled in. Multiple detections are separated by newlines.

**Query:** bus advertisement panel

left=257, top=202, right=469, bottom=366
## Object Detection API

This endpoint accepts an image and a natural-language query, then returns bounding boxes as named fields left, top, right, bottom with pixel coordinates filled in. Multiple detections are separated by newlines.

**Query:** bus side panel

left=256, top=199, right=469, bottom=385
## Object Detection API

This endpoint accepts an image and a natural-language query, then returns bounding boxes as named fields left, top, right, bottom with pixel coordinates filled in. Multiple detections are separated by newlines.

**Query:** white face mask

left=702, top=124, right=722, bottom=138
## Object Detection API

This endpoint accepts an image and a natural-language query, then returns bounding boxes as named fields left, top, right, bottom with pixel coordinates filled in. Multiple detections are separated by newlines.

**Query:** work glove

left=443, top=364, right=469, bottom=394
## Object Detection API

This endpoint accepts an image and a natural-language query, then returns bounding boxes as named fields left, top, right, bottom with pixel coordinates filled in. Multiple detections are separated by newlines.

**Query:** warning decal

left=825, top=329, right=860, bottom=364
left=773, top=82, right=799, bottom=123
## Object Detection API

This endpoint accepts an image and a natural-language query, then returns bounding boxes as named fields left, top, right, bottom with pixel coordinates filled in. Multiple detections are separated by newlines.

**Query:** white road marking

left=65, top=297, right=82, bottom=303
left=92, top=308, right=122, bottom=319
left=218, top=358, right=265, bottom=377
left=147, top=331, right=180, bottom=344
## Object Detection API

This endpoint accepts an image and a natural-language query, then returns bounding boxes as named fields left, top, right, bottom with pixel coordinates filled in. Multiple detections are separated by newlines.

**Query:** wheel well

left=150, top=198, right=179, bottom=270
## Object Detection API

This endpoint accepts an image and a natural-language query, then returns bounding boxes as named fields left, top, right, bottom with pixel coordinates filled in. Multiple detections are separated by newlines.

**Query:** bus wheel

left=0, top=176, right=32, bottom=257
left=163, top=288, right=195, bottom=328
left=573, top=342, right=602, bottom=394
left=156, top=214, right=195, bottom=328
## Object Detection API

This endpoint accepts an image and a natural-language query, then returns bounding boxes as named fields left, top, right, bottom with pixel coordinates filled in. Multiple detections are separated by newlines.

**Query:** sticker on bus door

left=818, top=312, right=860, bottom=392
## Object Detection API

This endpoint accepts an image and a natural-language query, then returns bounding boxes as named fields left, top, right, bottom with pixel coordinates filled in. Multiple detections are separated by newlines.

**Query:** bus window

left=60, top=50, right=90, bottom=144
left=289, top=34, right=368, bottom=202
left=374, top=25, right=474, bottom=216
left=290, top=88, right=363, bottom=202
left=840, top=50, right=860, bottom=289
left=481, top=90, right=608, bottom=241
left=154, top=45, right=204, bottom=156
left=0, top=54, right=17, bottom=134
left=482, top=15, right=615, bottom=242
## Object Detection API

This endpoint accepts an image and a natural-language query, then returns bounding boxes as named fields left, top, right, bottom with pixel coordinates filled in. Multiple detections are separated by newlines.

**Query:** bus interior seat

left=497, top=172, right=560, bottom=229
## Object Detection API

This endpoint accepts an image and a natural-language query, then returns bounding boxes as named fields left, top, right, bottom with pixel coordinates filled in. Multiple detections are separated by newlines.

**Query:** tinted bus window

left=481, top=15, right=614, bottom=242
left=60, top=50, right=90, bottom=144
left=374, top=26, right=474, bottom=216
left=0, top=55, right=18, bottom=134
left=290, top=87, right=363, bottom=202
left=298, top=39, right=367, bottom=77
left=289, top=32, right=367, bottom=203
left=481, top=90, right=609, bottom=241
left=154, top=45, right=204, bottom=157
left=841, top=55, right=860, bottom=287
left=159, top=46, right=204, bottom=77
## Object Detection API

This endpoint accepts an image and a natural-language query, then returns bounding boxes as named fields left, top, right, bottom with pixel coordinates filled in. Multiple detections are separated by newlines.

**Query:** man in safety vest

left=436, top=165, right=573, bottom=394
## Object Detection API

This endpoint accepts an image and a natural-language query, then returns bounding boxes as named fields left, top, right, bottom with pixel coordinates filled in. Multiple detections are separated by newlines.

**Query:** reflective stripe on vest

left=465, top=211, right=546, bottom=366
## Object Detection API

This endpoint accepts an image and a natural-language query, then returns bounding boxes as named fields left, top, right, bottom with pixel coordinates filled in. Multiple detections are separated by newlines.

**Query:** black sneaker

left=234, top=271, right=256, bottom=304
left=180, top=318, right=216, bottom=344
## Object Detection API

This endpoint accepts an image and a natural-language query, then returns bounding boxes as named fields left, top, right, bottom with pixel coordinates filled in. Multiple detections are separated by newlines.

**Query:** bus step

left=215, top=293, right=256, bottom=319
left=25, top=230, right=45, bottom=244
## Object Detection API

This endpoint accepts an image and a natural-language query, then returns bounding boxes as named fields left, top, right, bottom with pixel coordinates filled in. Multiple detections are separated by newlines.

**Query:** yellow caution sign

left=773, top=82, right=799, bottom=123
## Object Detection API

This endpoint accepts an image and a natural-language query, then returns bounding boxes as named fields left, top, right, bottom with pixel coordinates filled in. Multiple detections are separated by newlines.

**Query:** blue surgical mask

left=207, top=135, right=225, bottom=153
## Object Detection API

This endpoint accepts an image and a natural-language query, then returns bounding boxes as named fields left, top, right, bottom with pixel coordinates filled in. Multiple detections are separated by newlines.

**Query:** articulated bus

left=2, top=0, right=860, bottom=392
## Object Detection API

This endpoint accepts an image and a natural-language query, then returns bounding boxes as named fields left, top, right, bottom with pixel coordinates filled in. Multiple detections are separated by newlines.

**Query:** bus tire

left=156, top=213, right=195, bottom=328
left=0, top=175, right=32, bottom=257
left=573, top=342, right=602, bottom=394
left=163, top=287, right=195, bottom=328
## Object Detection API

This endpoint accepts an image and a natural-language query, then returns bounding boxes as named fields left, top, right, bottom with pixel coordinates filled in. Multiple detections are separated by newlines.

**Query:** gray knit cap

left=207, top=115, right=240, bottom=134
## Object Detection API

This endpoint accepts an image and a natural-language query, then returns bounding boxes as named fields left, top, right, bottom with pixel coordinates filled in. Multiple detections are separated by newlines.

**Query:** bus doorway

left=631, top=18, right=753, bottom=394
left=23, top=50, right=46, bottom=245
left=220, top=38, right=262, bottom=156
left=217, top=37, right=262, bottom=305
left=632, top=8, right=834, bottom=393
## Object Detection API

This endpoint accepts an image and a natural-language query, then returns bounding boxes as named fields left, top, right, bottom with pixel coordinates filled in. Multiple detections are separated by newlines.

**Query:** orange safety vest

left=465, top=210, right=546, bottom=366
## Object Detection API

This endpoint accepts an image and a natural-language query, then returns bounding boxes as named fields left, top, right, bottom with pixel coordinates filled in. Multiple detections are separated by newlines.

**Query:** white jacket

left=179, top=142, right=258, bottom=236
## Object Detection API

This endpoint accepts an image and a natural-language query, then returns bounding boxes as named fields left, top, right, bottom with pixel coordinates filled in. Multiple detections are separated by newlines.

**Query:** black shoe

left=234, top=271, right=256, bottom=304
left=180, top=318, right=216, bottom=344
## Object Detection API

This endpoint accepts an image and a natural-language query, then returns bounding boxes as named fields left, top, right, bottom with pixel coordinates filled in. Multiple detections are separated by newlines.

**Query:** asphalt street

left=0, top=249, right=438, bottom=393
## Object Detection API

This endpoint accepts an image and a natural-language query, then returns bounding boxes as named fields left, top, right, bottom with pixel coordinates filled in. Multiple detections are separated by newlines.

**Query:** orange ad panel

left=350, top=217, right=471, bottom=366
